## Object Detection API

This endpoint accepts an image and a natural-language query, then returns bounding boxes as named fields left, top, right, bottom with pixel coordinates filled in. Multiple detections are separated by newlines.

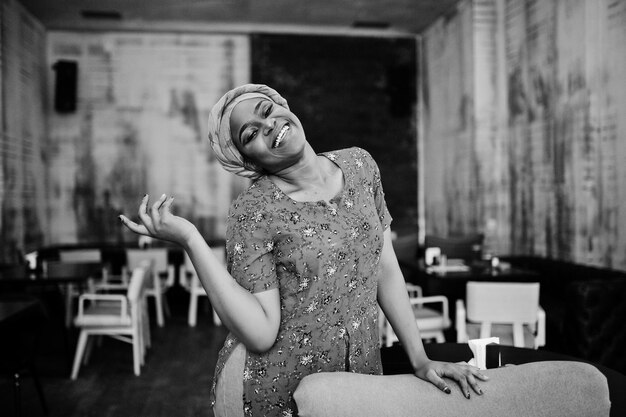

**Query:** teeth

left=273, top=125, right=289, bottom=148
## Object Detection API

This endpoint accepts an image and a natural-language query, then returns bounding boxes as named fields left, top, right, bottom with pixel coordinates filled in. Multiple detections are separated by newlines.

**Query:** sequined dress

left=211, top=147, right=392, bottom=416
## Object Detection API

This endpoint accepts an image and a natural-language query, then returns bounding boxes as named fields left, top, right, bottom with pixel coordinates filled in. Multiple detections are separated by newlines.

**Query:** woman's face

left=229, top=97, right=306, bottom=174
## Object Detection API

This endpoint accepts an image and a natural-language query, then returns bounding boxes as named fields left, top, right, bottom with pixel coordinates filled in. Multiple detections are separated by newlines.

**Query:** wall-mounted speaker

left=53, top=60, right=78, bottom=113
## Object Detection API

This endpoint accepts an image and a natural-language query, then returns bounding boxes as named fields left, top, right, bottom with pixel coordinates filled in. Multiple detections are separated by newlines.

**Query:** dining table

left=417, top=262, right=540, bottom=297
left=0, top=261, right=103, bottom=289
left=0, top=262, right=105, bottom=375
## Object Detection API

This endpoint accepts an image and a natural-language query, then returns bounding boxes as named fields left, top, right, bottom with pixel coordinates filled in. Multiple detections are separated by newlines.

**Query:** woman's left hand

left=414, top=360, right=488, bottom=399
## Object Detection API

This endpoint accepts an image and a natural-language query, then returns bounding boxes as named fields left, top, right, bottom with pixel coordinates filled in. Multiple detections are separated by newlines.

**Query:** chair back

left=127, top=264, right=149, bottom=305
left=126, top=248, right=168, bottom=273
left=466, top=281, right=540, bottom=324
left=59, top=249, right=102, bottom=263
left=405, top=283, right=423, bottom=299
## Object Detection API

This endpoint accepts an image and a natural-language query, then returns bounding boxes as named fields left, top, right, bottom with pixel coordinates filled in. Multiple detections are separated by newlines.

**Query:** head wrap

left=207, top=84, right=290, bottom=179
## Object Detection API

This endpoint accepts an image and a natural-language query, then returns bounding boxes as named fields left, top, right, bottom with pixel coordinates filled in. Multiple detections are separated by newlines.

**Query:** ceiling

left=18, top=0, right=460, bottom=34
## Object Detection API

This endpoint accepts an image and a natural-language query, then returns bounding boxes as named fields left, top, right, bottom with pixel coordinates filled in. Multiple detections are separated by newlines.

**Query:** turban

left=207, top=84, right=290, bottom=179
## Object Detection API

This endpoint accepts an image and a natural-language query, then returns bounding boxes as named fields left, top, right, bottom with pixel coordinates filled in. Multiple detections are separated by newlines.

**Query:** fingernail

left=465, top=391, right=471, bottom=399
left=118, top=215, right=124, bottom=222
left=443, top=386, right=451, bottom=394
left=478, top=388, right=483, bottom=395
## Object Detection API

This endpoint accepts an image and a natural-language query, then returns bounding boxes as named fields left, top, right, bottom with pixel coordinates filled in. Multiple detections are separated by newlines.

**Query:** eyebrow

left=237, top=99, right=265, bottom=145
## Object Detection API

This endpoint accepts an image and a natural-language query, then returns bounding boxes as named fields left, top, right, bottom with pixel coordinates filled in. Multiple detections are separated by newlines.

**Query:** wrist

left=182, top=227, right=203, bottom=250
left=405, top=345, right=430, bottom=371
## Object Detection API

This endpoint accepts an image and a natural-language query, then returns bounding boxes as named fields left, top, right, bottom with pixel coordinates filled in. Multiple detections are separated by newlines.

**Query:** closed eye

left=264, top=103, right=273, bottom=117
left=243, top=129, right=257, bottom=145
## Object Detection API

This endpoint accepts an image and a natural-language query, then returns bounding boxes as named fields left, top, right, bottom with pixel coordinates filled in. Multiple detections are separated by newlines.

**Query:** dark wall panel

left=251, top=34, right=418, bottom=234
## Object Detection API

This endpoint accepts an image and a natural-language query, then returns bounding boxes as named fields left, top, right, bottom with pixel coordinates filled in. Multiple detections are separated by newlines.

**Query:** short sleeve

left=359, top=148, right=392, bottom=230
left=226, top=195, right=279, bottom=293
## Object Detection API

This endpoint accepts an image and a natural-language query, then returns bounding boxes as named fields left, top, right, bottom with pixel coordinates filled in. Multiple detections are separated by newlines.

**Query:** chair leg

left=153, top=293, right=165, bottom=327
left=162, top=291, right=171, bottom=318
left=64, top=284, right=74, bottom=328
left=83, top=336, right=95, bottom=365
left=132, top=328, right=142, bottom=376
left=143, top=303, right=151, bottom=349
left=30, top=365, right=49, bottom=415
left=71, top=331, right=89, bottom=380
left=188, top=292, right=198, bottom=327
left=512, top=323, right=524, bottom=348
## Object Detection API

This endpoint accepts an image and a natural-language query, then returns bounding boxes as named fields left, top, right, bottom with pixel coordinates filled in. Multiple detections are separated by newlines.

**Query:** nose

left=261, top=117, right=275, bottom=136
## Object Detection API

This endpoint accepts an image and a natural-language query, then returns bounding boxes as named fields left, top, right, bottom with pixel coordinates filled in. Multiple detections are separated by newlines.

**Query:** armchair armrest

left=165, top=264, right=176, bottom=288
left=409, top=295, right=449, bottom=321
left=535, top=306, right=546, bottom=349
left=456, top=299, right=467, bottom=343
left=178, top=265, right=189, bottom=288
left=77, top=293, right=128, bottom=318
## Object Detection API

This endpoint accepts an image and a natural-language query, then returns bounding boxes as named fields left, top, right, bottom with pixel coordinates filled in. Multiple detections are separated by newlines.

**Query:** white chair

left=47, top=252, right=105, bottom=327
left=179, top=246, right=225, bottom=327
left=125, top=248, right=175, bottom=327
left=456, top=281, right=546, bottom=349
left=71, top=263, right=150, bottom=379
left=380, top=283, right=451, bottom=347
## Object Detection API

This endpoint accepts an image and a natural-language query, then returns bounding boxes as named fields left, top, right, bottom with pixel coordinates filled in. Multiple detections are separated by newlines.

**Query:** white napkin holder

left=467, top=337, right=500, bottom=370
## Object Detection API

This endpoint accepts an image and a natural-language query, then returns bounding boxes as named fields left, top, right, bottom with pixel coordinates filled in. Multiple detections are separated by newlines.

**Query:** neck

left=268, top=144, right=331, bottom=193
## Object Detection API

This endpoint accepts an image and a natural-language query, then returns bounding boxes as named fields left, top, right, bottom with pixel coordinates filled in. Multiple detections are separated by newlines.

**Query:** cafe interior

left=1, top=0, right=625, bottom=415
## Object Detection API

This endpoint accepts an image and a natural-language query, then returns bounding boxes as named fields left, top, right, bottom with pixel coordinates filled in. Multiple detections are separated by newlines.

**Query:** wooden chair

left=71, top=263, right=150, bottom=379
left=179, top=246, right=225, bottom=327
left=456, top=281, right=546, bottom=349
left=380, top=283, right=451, bottom=346
left=125, top=248, right=175, bottom=327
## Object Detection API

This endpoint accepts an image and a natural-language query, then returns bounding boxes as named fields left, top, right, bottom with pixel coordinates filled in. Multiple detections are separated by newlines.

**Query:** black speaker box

left=53, top=60, right=78, bottom=113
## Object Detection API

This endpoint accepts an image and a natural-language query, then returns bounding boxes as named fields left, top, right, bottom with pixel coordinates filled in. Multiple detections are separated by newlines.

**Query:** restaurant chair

left=380, top=283, right=451, bottom=347
left=125, top=248, right=175, bottom=327
left=456, top=281, right=546, bottom=349
left=59, top=247, right=107, bottom=283
left=179, top=246, right=225, bottom=327
left=43, top=259, right=103, bottom=328
left=70, top=263, right=150, bottom=379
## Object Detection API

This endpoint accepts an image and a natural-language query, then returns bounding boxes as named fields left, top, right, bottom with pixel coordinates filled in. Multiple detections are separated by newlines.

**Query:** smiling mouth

left=273, top=125, right=290, bottom=148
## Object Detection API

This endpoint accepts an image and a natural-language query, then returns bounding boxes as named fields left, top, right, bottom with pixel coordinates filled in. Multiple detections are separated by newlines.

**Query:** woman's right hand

left=119, top=194, right=198, bottom=246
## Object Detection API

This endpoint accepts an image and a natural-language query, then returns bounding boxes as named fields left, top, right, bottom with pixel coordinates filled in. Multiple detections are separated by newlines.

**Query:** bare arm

left=377, top=228, right=488, bottom=398
left=120, top=194, right=280, bottom=352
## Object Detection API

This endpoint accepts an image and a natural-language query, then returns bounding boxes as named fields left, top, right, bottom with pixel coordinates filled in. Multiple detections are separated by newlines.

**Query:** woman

left=119, top=84, right=487, bottom=416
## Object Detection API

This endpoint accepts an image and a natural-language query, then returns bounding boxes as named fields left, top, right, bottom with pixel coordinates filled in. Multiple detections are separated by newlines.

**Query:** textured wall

left=46, top=32, right=250, bottom=245
left=422, top=0, right=626, bottom=269
left=0, top=0, right=47, bottom=262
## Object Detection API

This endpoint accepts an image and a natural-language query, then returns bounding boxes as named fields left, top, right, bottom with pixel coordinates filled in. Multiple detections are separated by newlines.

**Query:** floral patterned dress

left=210, top=147, right=392, bottom=416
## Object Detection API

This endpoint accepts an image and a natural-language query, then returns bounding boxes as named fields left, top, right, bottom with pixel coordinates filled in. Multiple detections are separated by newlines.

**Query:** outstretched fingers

left=427, top=364, right=487, bottom=399
left=137, top=194, right=155, bottom=233
left=119, top=214, right=150, bottom=236
left=425, top=368, right=453, bottom=394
